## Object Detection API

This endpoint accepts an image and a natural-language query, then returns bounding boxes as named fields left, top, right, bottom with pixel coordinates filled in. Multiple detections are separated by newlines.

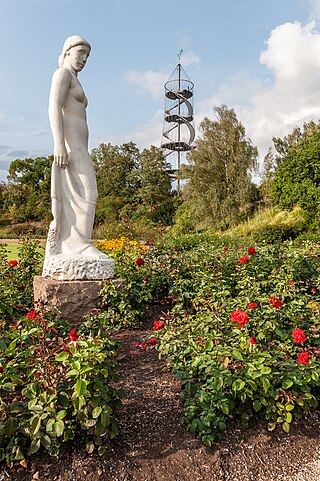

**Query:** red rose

left=223, top=247, right=228, bottom=251
left=250, top=336, right=256, bottom=345
left=153, top=320, right=165, bottom=331
left=27, top=310, right=37, bottom=320
left=134, top=341, right=140, bottom=347
left=230, top=310, right=249, bottom=328
left=297, top=351, right=309, bottom=365
left=247, top=247, right=256, bottom=255
left=119, top=349, right=125, bottom=353
left=149, top=338, right=157, bottom=346
left=292, top=328, right=307, bottom=344
left=8, top=259, right=18, bottom=267
left=288, top=279, right=294, bottom=287
left=311, top=287, right=317, bottom=294
left=143, top=277, right=147, bottom=283
left=239, top=255, right=249, bottom=264
left=0, top=366, right=4, bottom=374
left=269, top=296, right=282, bottom=308
left=135, top=258, right=145, bottom=266
left=247, top=302, right=258, bottom=309
left=69, top=329, right=78, bottom=341
left=141, top=342, right=147, bottom=351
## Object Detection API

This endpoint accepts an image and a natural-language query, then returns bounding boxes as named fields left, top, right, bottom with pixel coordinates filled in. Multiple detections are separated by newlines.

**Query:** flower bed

left=156, top=241, right=320, bottom=446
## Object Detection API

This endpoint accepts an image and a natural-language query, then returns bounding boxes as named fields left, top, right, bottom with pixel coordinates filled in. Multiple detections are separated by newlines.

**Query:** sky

left=1, top=0, right=320, bottom=182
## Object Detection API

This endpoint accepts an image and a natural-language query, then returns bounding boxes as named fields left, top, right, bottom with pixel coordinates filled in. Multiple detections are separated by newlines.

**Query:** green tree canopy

left=91, top=142, right=141, bottom=222
left=271, top=130, right=320, bottom=223
left=5, top=156, right=52, bottom=222
left=181, top=105, right=258, bottom=229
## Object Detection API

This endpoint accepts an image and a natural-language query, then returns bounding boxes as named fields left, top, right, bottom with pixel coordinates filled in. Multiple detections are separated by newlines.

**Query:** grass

left=1, top=241, right=46, bottom=261
left=218, top=206, right=306, bottom=240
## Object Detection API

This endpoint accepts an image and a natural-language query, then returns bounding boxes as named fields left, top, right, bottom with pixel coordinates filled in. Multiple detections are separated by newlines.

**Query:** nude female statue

left=42, top=36, right=113, bottom=279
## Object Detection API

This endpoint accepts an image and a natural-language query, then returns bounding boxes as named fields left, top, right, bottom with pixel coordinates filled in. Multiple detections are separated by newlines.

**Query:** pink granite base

left=33, top=275, right=106, bottom=322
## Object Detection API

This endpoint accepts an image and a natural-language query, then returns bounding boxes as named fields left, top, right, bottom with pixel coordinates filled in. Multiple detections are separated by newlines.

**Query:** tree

left=272, top=120, right=320, bottom=167
left=91, top=142, right=140, bottom=222
left=6, top=156, right=52, bottom=222
left=136, top=146, right=175, bottom=225
left=271, top=130, right=320, bottom=223
left=138, top=146, right=171, bottom=208
left=181, top=105, right=258, bottom=229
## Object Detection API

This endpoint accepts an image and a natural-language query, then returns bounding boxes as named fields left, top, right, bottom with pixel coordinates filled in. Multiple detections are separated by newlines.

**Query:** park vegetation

left=2, top=104, right=320, bottom=466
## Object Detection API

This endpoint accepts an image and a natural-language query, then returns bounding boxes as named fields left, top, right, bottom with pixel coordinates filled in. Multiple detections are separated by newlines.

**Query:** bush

left=0, top=239, right=43, bottom=323
left=253, top=223, right=303, bottom=243
left=0, top=308, right=122, bottom=466
left=156, top=241, right=320, bottom=445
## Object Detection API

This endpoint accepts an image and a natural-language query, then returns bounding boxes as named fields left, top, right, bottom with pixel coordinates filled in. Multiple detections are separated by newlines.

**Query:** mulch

left=2, top=302, right=320, bottom=481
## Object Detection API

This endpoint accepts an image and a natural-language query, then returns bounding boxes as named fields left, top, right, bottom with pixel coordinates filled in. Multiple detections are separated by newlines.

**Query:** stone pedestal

left=33, top=276, right=107, bottom=322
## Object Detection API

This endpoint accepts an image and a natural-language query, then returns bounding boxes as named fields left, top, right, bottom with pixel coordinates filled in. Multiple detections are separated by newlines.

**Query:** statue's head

left=58, top=35, right=91, bottom=71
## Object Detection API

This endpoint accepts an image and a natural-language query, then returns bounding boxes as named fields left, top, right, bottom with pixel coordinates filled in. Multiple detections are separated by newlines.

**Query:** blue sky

left=1, top=0, right=320, bottom=181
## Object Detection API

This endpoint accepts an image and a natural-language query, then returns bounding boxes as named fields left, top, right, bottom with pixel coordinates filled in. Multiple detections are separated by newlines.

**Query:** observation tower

left=161, top=50, right=195, bottom=190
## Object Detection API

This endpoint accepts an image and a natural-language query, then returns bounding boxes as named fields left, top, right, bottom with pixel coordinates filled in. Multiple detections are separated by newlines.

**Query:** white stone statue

left=42, top=35, right=114, bottom=280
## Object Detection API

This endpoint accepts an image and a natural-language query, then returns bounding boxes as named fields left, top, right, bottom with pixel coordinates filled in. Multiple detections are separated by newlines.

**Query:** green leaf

left=253, top=400, right=261, bottom=412
left=46, top=419, right=55, bottom=432
left=282, top=421, right=290, bottom=433
left=30, top=415, right=41, bottom=435
left=29, top=439, right=41, bottom=454
left=101, top=369, right=109, bottom=378
left=92, top=406, right=103, bottom=419
left=282, top=379, right=293, bottom=389
left=260, top=366, right=271, bottom=375
left=73, top=360, right=81, bottom=371
left=56, top=410, right=67, bottom=420
left=286, top=404, right=295, bottom=411
left=0, top=340, right=7, bottom=350
left=67, top=369, right=80, bottom=378
left=53, top=419, right=65, bottom=437
left=75, top=378, right=87, bottom=397
left=214, top=377, right=223, bottom=390
left=232, top=379, right=245, bottom=391
left=40, top=434, right=52, bottom=449
left=101, top=411, right=110, bottom=427
left=56, top=352, right=70, bottom=361
left=2, top=382, right=15, bottom=392
left=285, top=412, right=293, bottom=423
left=205, top=339, right=213, bottom=351
left=262, top=378, right=270, bottom=393
left=232, top=350, right=243, bottom=361
left=4, top=418, right=18, bottom=436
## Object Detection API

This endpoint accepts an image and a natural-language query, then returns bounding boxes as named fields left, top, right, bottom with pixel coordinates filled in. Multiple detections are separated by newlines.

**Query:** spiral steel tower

left=161, top=58, right=195, bottom=190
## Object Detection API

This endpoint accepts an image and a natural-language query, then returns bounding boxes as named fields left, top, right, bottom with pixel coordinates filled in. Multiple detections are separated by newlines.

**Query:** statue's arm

left=48, top=68, right=72, bottom=168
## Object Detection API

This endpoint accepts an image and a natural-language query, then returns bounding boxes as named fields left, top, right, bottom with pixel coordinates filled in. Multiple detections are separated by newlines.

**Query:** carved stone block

left=33, top=275, right=108, bottom=322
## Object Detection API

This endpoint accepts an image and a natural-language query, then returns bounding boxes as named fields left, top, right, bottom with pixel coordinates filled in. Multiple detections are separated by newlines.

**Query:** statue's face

left=66, top=45, right=90, bottom=72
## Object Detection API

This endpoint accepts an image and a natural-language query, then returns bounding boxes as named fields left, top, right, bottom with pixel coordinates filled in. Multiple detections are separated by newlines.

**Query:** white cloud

left=194, top=20, right=320, bottom=180
left=310, top=0, right=320, bottom=20
left=181, top=51, right=201, bottom=67
left=124, top=70, right=168, bottom=99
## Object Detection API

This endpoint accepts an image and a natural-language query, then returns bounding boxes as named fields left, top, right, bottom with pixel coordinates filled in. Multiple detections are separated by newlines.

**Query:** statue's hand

left=54, top=144, right=69, bottom=168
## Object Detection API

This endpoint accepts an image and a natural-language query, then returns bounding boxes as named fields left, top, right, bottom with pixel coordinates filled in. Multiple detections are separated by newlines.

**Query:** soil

left=2, top=302, right=320, bottom=481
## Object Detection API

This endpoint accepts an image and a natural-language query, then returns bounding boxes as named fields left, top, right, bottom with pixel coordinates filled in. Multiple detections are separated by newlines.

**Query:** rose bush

left=156, top=240, right=320, bottom=446
left=0, top=307, right=122, bottom=466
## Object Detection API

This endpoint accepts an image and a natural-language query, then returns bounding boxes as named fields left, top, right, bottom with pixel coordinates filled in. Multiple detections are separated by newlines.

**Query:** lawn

left=0, top=240, right=46, bottom=260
